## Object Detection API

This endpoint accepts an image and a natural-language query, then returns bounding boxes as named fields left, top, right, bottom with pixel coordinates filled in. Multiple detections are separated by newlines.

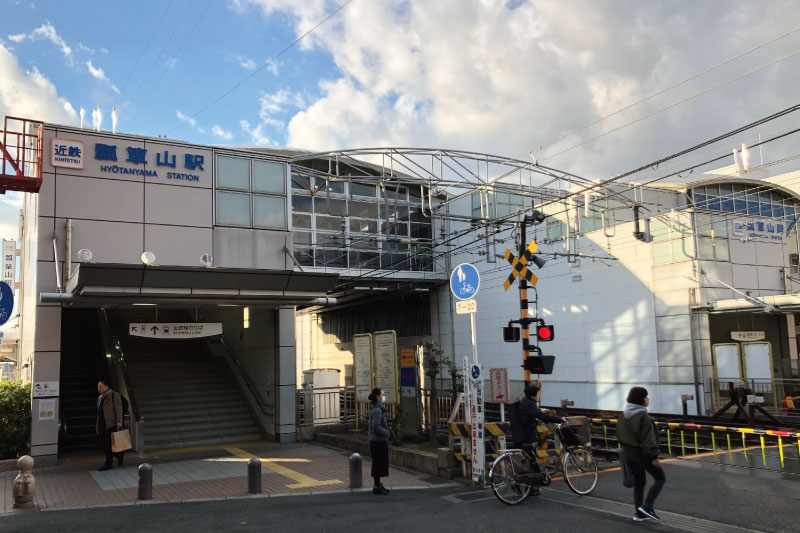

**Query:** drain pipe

left=51, top=236, right=62, bottom=292
left=65, top=219, right=72, bottom=282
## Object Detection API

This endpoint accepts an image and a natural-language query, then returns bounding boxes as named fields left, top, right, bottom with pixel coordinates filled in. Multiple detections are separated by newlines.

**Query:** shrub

left=0, top=381, right=31, bottom=459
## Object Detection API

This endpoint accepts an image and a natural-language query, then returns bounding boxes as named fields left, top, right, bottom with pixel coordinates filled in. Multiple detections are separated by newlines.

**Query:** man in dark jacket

left=520, top=385, right=567, bottom=445
left=616, top=387, right=666, bottom=522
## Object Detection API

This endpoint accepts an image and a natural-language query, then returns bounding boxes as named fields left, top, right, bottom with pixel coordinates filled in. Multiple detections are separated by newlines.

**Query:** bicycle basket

left=560, top=423, right=590, bottom=447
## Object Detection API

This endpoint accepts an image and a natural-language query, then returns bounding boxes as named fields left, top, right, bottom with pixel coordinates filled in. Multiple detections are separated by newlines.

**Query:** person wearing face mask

left=368, top=387, right=391, bottom=495
left=616, top=386, right=665, bottom=522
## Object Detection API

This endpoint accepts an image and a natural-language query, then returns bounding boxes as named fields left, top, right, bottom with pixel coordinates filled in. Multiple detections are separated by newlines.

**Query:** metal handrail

left=97, top=309, right=141, bottom=422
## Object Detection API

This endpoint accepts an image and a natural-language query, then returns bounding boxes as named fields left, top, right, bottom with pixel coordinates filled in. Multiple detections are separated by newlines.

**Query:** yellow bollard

left=760, top=435, right=766, bottom=466
left=694, top=431, right=699, bottom=456
left=603, top=424, right=608, bottom=448
left=680, top=430, right=686, bottom=456
left=727, top=434, right=733, bottom=460
left=779, top=437, right=785, bottom=468
left=711, top=432, right=717, bottom=456
left=667, top=429, right=672, bottom=456
left=742, top=434, right=749, bottom=463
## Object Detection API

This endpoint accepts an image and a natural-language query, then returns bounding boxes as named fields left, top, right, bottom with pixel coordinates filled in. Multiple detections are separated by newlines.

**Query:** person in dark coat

left=616, top=387, right=666, bottom=522
left=368, top=387, right=391, bottom=495
left=519, top=384, right=567, bottom=445
left=95, top=378, right=123, bottom=471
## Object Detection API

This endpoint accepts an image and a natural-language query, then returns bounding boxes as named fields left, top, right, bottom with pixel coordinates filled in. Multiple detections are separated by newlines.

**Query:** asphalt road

left=2, top=458, right=799, bottom=533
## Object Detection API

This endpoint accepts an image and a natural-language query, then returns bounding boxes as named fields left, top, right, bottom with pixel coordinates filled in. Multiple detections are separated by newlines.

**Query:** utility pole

left=519, top=221, right=532, bottom=388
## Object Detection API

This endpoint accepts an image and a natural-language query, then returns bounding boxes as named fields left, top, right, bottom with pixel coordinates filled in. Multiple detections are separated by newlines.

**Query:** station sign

left=129, top=323, right=222, bottom=339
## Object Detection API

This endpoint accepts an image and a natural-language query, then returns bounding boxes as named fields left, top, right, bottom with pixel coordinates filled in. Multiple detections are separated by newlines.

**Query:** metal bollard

left=248, top=458, right=261, bottom=494
left=138, top=463, right=153, bottom=500
left=349, top=453, right=362, bottom=489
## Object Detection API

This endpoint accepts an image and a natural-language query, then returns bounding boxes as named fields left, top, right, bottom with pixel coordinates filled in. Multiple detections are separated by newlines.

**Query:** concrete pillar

left=783, top=314, right=797, bottom=378
left=30, top=305, right=62, bottom=466
left=274, top=306, right=297, bottom=443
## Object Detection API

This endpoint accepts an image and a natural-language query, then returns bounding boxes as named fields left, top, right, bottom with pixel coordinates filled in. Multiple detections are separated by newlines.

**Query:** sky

left=2, top=0, right=800, bottom=242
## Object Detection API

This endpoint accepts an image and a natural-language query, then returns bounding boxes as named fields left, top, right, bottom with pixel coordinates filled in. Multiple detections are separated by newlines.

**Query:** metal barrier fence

left=708, top=377, right=800, bottom=414
left=295, top=387, right=455, bottom=429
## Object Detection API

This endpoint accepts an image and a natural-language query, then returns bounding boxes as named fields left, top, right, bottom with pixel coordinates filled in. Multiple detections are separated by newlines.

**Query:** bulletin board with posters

left=353, top=333, right=374, bottom=403
left=373, top=330, right=399, bottom=405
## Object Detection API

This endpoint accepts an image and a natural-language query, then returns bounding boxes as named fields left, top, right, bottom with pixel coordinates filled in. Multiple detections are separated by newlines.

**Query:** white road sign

left=373, top=330, right=399, bottom=404
left=33, top=381, right=59, bottom=397
left=353, top=333, right=374, bottom=402
left=489, top=368, right=510, bottom=404
left=456, top=299, right=477, bottom=315
left=129, top=323, right=222, bottom=339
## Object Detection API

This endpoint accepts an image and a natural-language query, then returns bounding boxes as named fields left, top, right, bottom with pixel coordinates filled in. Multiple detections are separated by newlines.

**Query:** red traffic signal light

left=537, top=324, right=554, bottom=341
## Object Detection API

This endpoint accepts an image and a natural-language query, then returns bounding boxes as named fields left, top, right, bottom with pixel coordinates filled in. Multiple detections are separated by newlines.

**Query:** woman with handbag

left=95, top=378, right=124, bottom=471
left=368, top=387, right=391, bottom=495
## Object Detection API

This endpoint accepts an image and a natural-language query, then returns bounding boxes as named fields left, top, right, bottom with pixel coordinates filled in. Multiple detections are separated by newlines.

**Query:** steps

left=59, top=309, right=109, bottom=452
left=106, top=309, right=265, bottom=451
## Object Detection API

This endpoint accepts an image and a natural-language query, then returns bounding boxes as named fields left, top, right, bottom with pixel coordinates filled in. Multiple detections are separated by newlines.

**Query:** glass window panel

left=293, top=231, right=312, bottom=245
left=698, top=236, right=729, bottom=261
left=733, top=186, right=747, bottom=213
left=252, top=160, right=285, bottom=194
left=350, top=218, right=378, bottom=233
left=316, top=248, right=347, bottom=268
left=321, top=180, right=345, bottom=194
left=759, top=191, right=772, bottom=217
left=410, top=206, right=428, bottom=223
left=350, top=200, right=379, bottom=218
left=349, top=250, right=380, bottom=269
left=746, top=190, right=759, bottom=215
left=217, top=156, right=250, bottom=190
left=694, top=213, right=711, bottom=237
left=291, top=172, right=312, bottom=190
left=411, top=253, right=433, bottom=271
left=785, top=205, right=796, bottom=222
left=547, top=220, right=565, bottom=241
left=316, top=215, right=344, bottom=231
left=253, top=195, right=286, bottom=229
left=351, top=182, right=376, bottom=197
left=706, top=184, right=720, bottom=211
left=216, top=191, right=250, bottom=225
left=771, top=193, right=784, bottom=218
left=411, top=223, right=432, bottom=240
left=292, top=213, right=311, bottom=229
left=386, top=205, right=409, bottom=222
left=408, top=187, right=423, bottom=203
left=719, top=184, right=733, bottom=212
left=351, top=237, right=377, bottom=249
left=673, top=213, right=692, bottom=235
left=650, top=219, right=670, bottom=242
left=472, top=193, right=482, bottom=218
left=390, top=253, right=410, bottom=270
left=294, top=247, right=314, bottom=266
left=383, top=185, right=407, bottom=201
left=382, top=221, right=409, bottom=236
left=291, top=195, right=312, bottom=213
left=317, top=233, right=345, bottom=247
left=314, top=197, right=347, bottom=216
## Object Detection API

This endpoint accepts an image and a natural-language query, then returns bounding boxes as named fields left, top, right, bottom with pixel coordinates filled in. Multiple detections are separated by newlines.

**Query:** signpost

left=489, top=368, right=510, bottom=450
left=32, top=381, right=59, bottom=398
left=353, top=334, right=374, bottom=403
left=129, top=323, right=222, bottom=339
left=373, top=330, right=399, bottom=404
left=0, top=281, right=14, bottom=326
left=451, top=264, right=483, bottom=482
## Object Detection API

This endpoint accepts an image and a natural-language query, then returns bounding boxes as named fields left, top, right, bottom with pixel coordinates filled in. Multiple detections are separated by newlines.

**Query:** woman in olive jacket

left=616, top=387, right=666, bottom=522
left=368, top=387, right=391, bottom=495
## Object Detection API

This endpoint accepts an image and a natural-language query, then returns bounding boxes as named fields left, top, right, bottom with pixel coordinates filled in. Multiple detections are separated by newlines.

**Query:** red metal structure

left=0, top=116, right=44, bottom=193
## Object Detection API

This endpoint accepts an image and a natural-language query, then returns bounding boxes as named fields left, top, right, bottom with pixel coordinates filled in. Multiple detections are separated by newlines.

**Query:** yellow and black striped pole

left=520, top=222, right=531, bottom=386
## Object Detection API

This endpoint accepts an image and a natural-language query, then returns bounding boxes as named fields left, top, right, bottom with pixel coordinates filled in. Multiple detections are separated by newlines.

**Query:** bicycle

left=488, top=419, right=598, bottom=505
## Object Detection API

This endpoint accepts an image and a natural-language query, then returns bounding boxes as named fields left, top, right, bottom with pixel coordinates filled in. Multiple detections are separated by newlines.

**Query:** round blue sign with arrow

left=450, top=263, right=480, bottom=301
left=471, top=364, right=481, bottom=380
left=0, top=281, right=13, bottom=326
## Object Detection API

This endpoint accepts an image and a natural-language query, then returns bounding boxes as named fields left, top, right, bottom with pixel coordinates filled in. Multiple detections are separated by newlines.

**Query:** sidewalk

left=1, top=441, right=458, bottom=515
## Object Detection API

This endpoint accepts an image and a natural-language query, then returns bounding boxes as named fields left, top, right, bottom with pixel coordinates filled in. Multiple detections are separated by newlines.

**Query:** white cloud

left=240, top=119, right=272, bottom=145
left=235, top=55, right=256, bottom=71
left=166, top=58, right=178, bottom=70
left=246, top=0, right=800, bottom=179
left=212, top=124, right=233, bottom=140
left=0, top=43, right=78, bottom=125
left=0, top=192, right=23, bottom=209
left=176, top=109, right=206, bottom=134
left=0, top=221, right=19, bottom=242
left=86, top=60, right=120, bottom=94
left=8, top=23, right=72, bottom=62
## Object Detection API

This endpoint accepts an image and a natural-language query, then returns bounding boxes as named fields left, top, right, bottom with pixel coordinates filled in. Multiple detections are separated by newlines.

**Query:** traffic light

left=536, top=324, right=555, bottom=341
left=523, top=355, right=555, bottom=374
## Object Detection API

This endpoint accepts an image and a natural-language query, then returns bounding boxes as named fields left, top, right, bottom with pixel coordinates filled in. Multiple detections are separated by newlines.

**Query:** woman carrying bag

left=616, top=387, right=666, bottom=522
left=368, top=387, right=391, bottom=495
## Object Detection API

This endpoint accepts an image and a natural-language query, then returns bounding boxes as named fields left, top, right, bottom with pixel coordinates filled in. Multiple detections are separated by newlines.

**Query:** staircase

left=59, top=309, right=107, bottom=452
left=106, top=309, right=264, bottom=451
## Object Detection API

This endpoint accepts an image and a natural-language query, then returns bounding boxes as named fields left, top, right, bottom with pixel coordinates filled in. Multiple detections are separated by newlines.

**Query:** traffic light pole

left=520, top=220, right=531, bottom=388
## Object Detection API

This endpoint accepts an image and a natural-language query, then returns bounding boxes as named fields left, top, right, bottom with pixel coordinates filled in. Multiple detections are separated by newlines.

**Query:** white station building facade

left=11, top=119, right=800, bottom=464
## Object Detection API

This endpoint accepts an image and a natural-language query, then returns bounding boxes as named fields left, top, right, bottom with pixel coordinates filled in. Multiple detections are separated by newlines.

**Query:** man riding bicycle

left=519, top=384, right=568, bottom=447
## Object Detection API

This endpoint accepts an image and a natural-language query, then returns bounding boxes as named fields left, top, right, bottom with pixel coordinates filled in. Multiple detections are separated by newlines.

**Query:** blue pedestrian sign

left=450, top=263, right=480, bottom=301
left=0, top=281, right=13, bottom=326
left=471, top=364, right=481, bottom=380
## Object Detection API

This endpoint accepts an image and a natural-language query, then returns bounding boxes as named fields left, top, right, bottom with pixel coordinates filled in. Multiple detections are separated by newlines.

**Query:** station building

left=6, top=117, right=800, bottom=465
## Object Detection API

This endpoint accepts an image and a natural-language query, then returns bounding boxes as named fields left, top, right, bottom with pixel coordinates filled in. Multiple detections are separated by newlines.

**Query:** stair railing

left=97, top=308, right=144, bottom=453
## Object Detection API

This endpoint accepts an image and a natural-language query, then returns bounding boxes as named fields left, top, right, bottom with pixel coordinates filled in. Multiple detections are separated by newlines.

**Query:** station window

left=691, top=184, right=799, bottom=223
left=215, top=155, right=287, bottom=230
left=652, top=213, right=694, bottom=266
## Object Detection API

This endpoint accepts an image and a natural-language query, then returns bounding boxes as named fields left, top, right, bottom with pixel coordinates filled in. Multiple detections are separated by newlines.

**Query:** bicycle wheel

left=489, top=454, right=531, bottom=505
left=562, top=448, right=598, bottom=495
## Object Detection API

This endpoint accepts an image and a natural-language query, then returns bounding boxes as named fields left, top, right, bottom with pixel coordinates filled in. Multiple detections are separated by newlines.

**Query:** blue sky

left=2, top=0, right=800, bottom=243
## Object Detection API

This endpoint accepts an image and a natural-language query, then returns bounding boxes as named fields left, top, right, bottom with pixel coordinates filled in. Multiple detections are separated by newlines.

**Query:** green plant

left=422, top=341, right=444, bottom=446
left=0, top=381, right=31, bottom=459
left=445, top=357, right=464, bottom=396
